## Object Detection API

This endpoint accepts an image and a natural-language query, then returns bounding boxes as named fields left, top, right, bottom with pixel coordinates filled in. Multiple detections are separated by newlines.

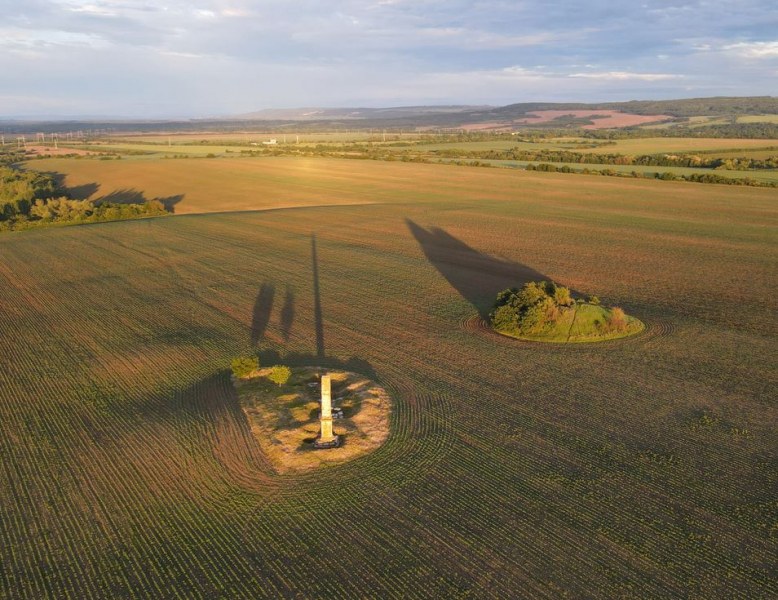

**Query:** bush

left=231, top=356, right=258, bottom=379
left=491, top=303, right=520, bottom=335
left=268, top=365, right=291, bottom=387
left=553, top=285, right=573, bottom=307
left=606, top=307, right=627, bottom=332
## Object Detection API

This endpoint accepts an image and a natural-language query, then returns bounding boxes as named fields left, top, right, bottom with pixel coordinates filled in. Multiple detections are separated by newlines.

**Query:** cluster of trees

left=710, top=155, right=778, bottom=170
left=491, top=281, right=629, bottom=337
left=230, top=357, right=258, bottom=378
left=432, top=147, right=778, bottom=170
left=231, top=357, right=291, bottom=386
left=492, top=97, right=778, bottom=119
left=581, top=122, right=778, bottom=140
left=0, top=166, right=57, bottom=220
left=491, top=281, right=574, bottom=336
left=523, top=163, right=775, bottom=187
left=0, top=164, right=168, bottom=232
left=525, top=163, right=774, bottom=186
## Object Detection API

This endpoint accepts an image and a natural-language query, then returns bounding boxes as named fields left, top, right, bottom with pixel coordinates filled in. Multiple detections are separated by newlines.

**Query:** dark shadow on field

left=96, top=189, right=147, bottom=205
left=249, top=232, right=375, bottom=380
left=406, top=219, right=579, bottom=319
left=280, top=286, right=295, bottom=341
left=94, top=189, right=185, bottom=212
left=158, top=195, right=184, bottom=213
left=251, top=283, right=275, bottom=346
left=258, top=349, right=377, bottom=380
left=36, top=170, right=185, bottom=213
left=38, top=171, right=100, bottom=200
left=311, top=234, right=325, bottom=358
left=67, top=182, right=100, bottom=199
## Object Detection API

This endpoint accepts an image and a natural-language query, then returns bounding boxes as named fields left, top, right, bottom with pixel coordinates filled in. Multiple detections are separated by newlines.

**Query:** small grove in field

left=233, top=367, right=391, bottom=473
left=231, top=357, right=291, bottom=386
left=0, top=163, right=168, bottom=232
left=491, top=281, right=644, bottom=342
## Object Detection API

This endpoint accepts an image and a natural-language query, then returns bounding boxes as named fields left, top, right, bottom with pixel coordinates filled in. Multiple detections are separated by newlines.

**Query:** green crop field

left=580, top=137, right=778, bottom=155
left=60, top=134, right=426, bottom=156
left=1, top=158, right=776, bottom=598
left=711, top=148, right=778, bottom=159
left=385, top=136, right=778, bottom=157
left=397, top=139, right=588, bottom=152
left=60, top=141, right=243, bottom=156
left=55, top=136, right=778, bottom=167
left=108, top=131, right=427, bottom=144
left=737, top=115, right=778, bottom=124
left=464, top=159, right=778, bottom=184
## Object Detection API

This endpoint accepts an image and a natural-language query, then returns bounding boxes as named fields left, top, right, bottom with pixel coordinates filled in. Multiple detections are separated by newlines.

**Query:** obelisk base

left=313, top=434, right=341, bottom=449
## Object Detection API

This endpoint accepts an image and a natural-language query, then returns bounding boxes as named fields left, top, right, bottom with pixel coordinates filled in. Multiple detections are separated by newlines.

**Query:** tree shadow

left=280, top=285, right=295, bottom=341
left=94, top=188, right=148, bottom=205
left=158, top=194, right=184, bottom=213
left=67, top=182, right=100, bottom=200
left=406, top=219, right=579, bottom=319
left=94, top=189, right=184, bottom=212
left=250, top=232, right=375, bottom=379
left=250, top=283, right=275, bottom=346
left=235, top=233, right=381, bottom=456
left=34, top=168, right=185, bottom=213
left=36, top=171, right=98, bottom=200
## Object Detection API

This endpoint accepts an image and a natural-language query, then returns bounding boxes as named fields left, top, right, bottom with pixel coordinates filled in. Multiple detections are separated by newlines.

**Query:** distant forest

left=582, top=122, right=778, bottom=139
left=2, top=96, right=775, bottom=135
left=491, top=96, right=778, bottom=118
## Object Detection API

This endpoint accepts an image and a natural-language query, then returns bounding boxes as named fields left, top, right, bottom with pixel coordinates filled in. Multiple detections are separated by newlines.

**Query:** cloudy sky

left=2, top=0, right=777, bottom=118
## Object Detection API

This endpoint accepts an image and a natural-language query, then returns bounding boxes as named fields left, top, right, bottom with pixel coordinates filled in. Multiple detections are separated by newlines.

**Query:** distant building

left=262, top=139, right=278, bottom=145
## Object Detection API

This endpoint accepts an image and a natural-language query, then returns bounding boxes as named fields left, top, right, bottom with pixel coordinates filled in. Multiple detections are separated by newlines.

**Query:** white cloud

left=569, top=71, right=682, bottom=81
left=0, top=0, right=775, bottom=116
left=414, top=27, right=559, bottom=49
left=0, top=26, right=108, bottom=51
left=722, top=41, right=778, bottom=58
left=66, top=4, right=118, bottom=17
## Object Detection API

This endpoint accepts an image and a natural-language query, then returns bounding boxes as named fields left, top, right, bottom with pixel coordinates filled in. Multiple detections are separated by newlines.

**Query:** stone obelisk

left=315, top=374, right=339, bottom=448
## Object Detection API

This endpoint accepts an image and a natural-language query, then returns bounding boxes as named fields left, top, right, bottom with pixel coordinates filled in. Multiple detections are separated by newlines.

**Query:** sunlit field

left=2, top=157, right=776, bottom=597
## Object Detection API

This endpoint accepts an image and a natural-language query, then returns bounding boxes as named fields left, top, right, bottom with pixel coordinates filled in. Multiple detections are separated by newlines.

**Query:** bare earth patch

left=234, top=367, right=391, bottom=473
left=25, top=145, right=95, bottom=156
left=459, top=122, right=515, bottom=132
left=514, top=110, right=671, bottom=129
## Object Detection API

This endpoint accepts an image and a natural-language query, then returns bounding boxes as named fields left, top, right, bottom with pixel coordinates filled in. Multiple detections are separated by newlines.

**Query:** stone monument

left=314, top=374, right=340, bottom=449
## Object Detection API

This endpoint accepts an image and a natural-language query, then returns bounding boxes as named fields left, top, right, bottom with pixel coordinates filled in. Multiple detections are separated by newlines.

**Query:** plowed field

left=1, top=159, right=776, bottom=598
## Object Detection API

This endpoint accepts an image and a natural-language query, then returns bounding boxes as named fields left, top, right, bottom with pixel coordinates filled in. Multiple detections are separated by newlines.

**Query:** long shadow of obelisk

left=253, top=233, right=376, bottom=379
left=312, top=234, right=325, bottom=358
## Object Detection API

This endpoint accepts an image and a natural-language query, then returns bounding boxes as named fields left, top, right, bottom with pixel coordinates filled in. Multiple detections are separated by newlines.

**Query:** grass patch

left=234, top=367, right=391, bottom=473
left=496, top=302, right=644, bottom=343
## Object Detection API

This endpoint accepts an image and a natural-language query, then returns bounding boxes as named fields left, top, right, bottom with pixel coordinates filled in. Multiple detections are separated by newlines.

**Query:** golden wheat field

left=1, top=157, right=776, bottom=598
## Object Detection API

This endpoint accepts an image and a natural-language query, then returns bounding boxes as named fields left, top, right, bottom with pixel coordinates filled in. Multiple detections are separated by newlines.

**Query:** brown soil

left=513, top=110, right=671, bottom=129
left=460, top=122, right=515, bottom=132
left=25, top=145, right=95, bottom=156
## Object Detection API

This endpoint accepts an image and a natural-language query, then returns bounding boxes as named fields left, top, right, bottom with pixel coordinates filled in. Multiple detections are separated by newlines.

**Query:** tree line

left=463, top=148, right=778, bottom=170
left=0, top=156, right=168, bottom=232
left=523, top=163, right=775, bottom=187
